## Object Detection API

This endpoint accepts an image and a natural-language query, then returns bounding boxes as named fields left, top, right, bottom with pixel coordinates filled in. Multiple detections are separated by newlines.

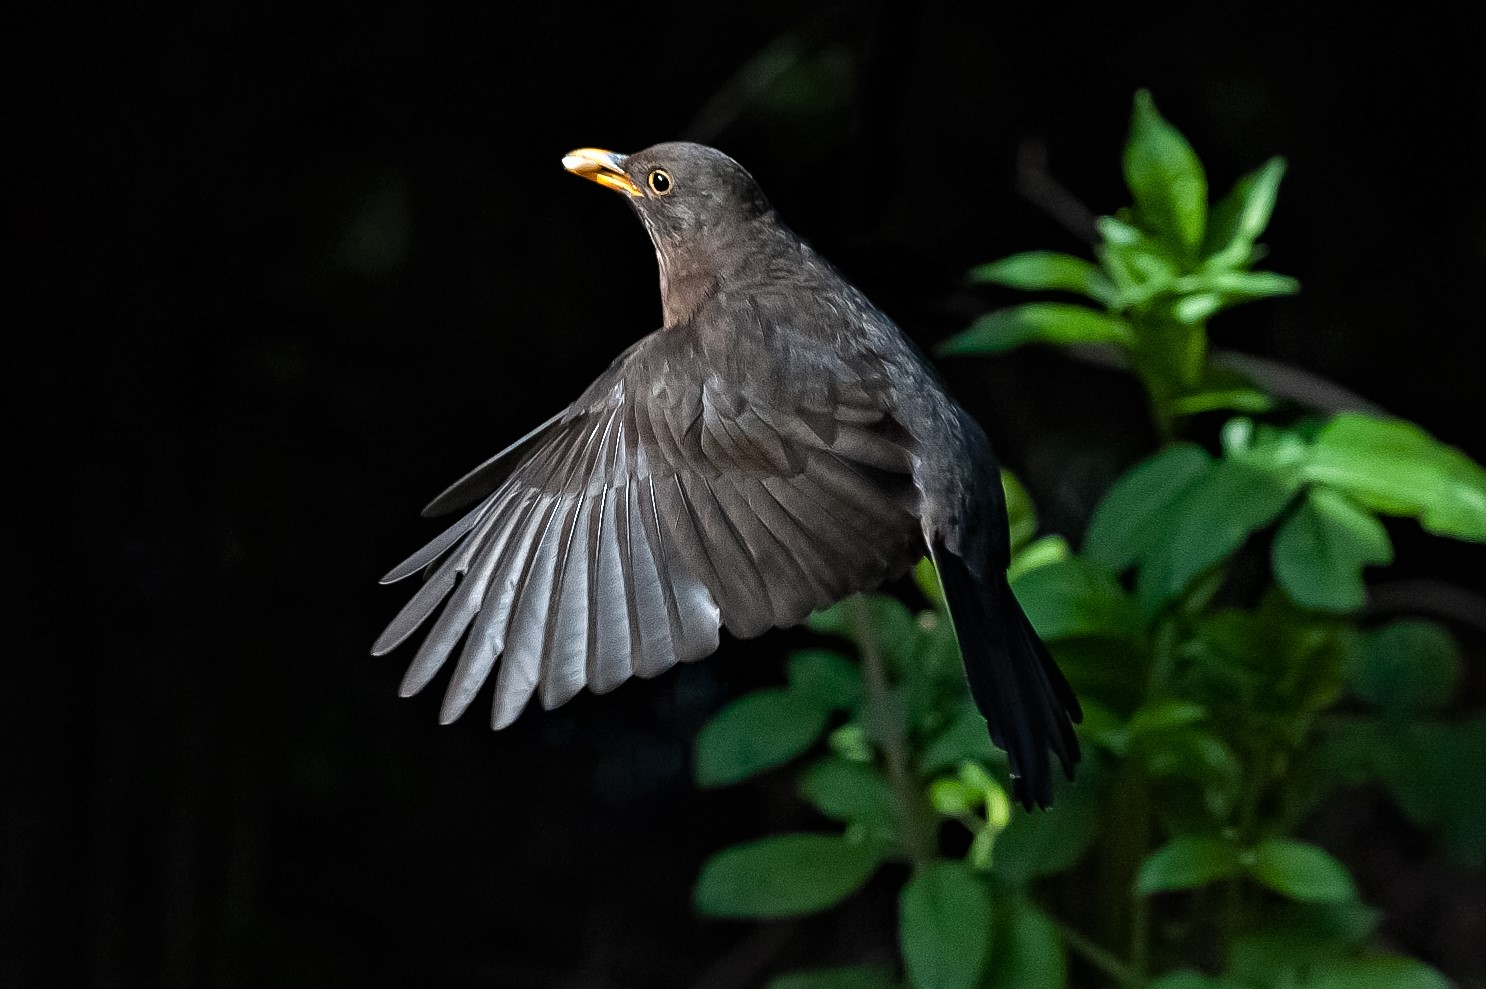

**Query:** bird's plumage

left=376, top=142, right=1080, bottom=807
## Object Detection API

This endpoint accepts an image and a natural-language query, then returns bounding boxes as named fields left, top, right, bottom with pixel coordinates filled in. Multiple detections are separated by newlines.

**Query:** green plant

left=690, top=91, right=1485, bottom=989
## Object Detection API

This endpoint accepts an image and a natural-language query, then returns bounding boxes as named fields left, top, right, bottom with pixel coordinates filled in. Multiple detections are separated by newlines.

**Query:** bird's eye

left=647, top=169, right=673, bottom=195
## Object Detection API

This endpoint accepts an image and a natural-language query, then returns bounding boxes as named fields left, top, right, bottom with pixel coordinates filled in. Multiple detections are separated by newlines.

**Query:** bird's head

left=562, top=142, right=772, bottom=245
left=562, top=142, right=778, bottom=321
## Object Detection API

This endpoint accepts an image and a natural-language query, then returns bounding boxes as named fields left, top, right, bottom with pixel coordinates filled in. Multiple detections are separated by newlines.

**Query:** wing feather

left=379, top=500, right=491, bottom=585
left=376, top=321, right=921, bottom=726
left=590, top=477, right=634, bottom=693
left=624, top=480, right=679, bottom=679
left=436, top=497, right=540, bottom=719
left=492, top=495, right=568, bottom=727
left=683, top=474, right=776, bottom=637
left=643, top=474, right=721, bottom=663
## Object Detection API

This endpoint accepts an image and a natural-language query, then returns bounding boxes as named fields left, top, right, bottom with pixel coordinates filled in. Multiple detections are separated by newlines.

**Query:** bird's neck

left=656, top=249, right=719, bottom=328
left=656, top=214, right=793, bottom=328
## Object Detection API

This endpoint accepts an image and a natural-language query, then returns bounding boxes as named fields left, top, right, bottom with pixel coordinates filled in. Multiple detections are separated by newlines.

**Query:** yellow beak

left=561, top=148, right=642, bottom=198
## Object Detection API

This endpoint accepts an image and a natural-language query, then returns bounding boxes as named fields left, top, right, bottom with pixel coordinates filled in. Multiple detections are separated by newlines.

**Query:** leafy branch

left=689, top=90, right=1484, bottom=989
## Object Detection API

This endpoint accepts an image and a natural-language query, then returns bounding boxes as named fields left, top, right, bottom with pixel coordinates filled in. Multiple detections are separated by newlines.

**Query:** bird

left=373, top=142, right=1081, bottom=808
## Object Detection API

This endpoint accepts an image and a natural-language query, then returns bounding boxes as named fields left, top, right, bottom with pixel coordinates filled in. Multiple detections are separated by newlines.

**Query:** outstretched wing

left=373, top=326, right=923, bottom=729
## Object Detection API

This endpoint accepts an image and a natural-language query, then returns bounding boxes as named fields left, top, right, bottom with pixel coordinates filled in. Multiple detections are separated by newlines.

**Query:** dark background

left=8, top=3, right=1484, bottom=987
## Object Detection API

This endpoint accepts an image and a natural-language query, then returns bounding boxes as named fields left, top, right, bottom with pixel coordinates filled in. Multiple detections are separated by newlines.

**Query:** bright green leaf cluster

left=943, top=91, right=1298, bottom=434
left=1305, top=413, right=1486, bottom=541
left=1085, top=413, right=1484, bottom=616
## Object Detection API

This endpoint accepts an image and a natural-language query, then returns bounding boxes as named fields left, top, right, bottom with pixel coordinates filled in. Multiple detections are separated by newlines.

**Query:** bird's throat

left=657, top=248, right=722, bottom=328
left=655, top=214, right=789, bottom=328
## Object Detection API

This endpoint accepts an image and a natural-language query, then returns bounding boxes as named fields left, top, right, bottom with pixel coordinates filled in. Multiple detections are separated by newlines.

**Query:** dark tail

left=932, top=538, right=1081, bottom=810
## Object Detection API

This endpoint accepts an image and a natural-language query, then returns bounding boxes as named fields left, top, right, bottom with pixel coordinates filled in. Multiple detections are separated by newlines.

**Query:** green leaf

left=983, top=780, right=1012, bottom=832
left=1222, top=418, right=1312, bottom=474
left=914, top=557, right=945, bottom=610
left=1273, top=488, right=1393, bottom=612
left=1002, top=470, right=1039, bottom=554
left=1203, top=156, right=1287, bottom=266
left=1168, top=388, right=1274, bottom=417
left=811, top=594, right=919, bottom=667
left=1302, top=957, right=1450, bottom=989
left=1124, top=90, right=1208, bottom=254
left=993, top=753, right=1110, bottom=883
left=1141, top=729, right=1243, bottom=817
left=1187, top=593, right=1354, bottom=718
left=1349, top=619, right=1461, bottom=713
left=1135, top=836, right=1241, bottom=894
left=937, top=303, right=1132, bottom=356
left=1085, top=444, right=1213, bottom=571
left=1309, top=715, right=1383, bottom=792
left=767, top=966, right=899, bottom=989
left=1248, top=838, right=1357, bottom=903
left=829, top=722, right=874, bottom=763
left=969, top=251, right=1116, bottom=305
left=1304, top=413, right=1486, bottom=541
left=695, top=833, right=883, bottom=918
left=1383, top=717, right=1486, bottom=866
left=930, top=778, right=982, bottom=817
left=1185, top=268, right=1299, bottom=300
left=1173, top=292, right=1222, bottom=324
left=789, top=650, right=864, bottom=711
left=1127, top=700, right=1208, bottom=738
left=1160, top=269, right=1299, bottom=325
left=695, top=689, right=831, bottom=787
left=1229, top=900, right=1379, bottom=982
left=1007, top=534, right=1071, bottom=582
left=1098, top=220, right=1180, bottom=306
left=1076, top=700, right=1129, bottom=755
left=1099, top=214, right=1144, bottom=246
left=1138, top=454, right=1300, bottom=608
left=799, top=759, right=896, bottom=837
left=899, top=861, right=992, bottom=989
left=921, top=705, right=1002, bottom=775
left=902, top=620, right=961, bottom=730
left=984, top=900, right=1065, bottom=989
left=1011, top=556, right=1143, bottom=642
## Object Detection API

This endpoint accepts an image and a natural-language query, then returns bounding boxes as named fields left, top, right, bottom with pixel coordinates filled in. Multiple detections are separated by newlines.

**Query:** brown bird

left=374, top=142, right=1080, bottom=808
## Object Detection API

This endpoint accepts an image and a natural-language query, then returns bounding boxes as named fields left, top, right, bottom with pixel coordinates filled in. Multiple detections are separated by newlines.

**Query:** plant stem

left=1129, top=614, right=1179, bottom=977
left=1150, top=394, right=1178, bottom=445
left=851, top=594, right=935, bottom=868
left=1053, top=917, right=1144, bottom=989
left=1222, top=738, right=1269, bottom=958
left=1148, top=617, right=1180, bottom=701
left=1127, top=776, right=1152, bottom=980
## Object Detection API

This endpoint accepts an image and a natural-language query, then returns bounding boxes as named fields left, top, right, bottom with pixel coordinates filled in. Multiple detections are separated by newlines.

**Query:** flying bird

left=373, top=142, right=1081, bottom=808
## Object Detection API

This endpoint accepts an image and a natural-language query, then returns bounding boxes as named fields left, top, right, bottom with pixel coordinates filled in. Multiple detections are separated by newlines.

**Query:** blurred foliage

left=691, top=92, right=1485, bottom=988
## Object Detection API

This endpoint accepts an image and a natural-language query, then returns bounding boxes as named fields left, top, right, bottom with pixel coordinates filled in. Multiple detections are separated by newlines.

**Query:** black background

left=8, top=3, right=1485, bottom=987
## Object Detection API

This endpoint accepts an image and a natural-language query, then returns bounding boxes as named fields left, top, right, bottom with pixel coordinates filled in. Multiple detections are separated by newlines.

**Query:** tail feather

left=932, top=538, right=1081, bottom=810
